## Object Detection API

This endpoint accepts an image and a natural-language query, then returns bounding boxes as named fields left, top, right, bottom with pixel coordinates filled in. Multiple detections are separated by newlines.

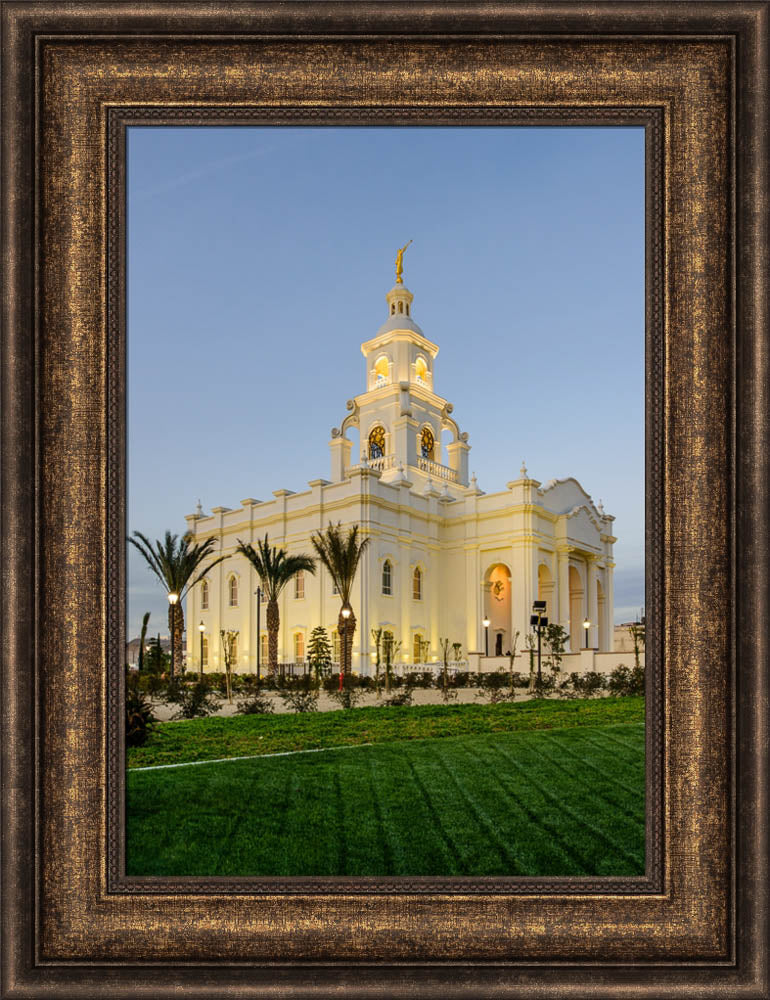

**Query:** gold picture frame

left=1, top=2, right=767, bottom=996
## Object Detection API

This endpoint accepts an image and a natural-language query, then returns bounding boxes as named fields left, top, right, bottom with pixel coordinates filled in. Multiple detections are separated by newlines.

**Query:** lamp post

left=482, top=616, right=490, bottom=657
left=254, top=585, right=262, bottom=683
left=583, top=617, right=591, bottom=649
left=530, top=600, right=548, bottom=691
left=340, top=606, right=352, bottom=691
left=167, top=592, right=179, bottom=677
left=198, top=621, right=205, bottom=680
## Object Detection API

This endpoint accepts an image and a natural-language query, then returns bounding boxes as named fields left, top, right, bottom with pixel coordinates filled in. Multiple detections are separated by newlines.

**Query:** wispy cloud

left=131, top=141, right=284, bottom=205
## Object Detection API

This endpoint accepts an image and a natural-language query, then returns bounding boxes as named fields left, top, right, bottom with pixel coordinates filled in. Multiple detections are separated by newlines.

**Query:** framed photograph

left=2, top=2, right=767, bottom=997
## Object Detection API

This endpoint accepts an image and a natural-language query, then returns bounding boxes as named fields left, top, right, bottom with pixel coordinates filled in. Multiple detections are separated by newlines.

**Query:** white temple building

left=185, top=269, right=618, bottom=675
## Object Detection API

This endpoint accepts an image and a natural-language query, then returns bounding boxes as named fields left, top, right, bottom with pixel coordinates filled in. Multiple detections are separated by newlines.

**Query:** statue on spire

left=395, top=240, right=412, bottom=284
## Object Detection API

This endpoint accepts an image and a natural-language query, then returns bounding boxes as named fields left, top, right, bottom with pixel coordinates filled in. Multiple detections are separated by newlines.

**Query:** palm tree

left=236, top=535, right=316, bottom=676
left=128, top=530, right=227, bottom=677
left=311, top=522, right=370, bottom=686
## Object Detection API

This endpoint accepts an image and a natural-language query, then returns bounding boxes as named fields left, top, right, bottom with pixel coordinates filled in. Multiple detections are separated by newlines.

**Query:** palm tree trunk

left=167, top=604, right=176, bottom=678
left=338, top=607, right=356, bottom=684
left=266, top=599, right=280, bottom=676
left=174, top=602, right=185, bottom=675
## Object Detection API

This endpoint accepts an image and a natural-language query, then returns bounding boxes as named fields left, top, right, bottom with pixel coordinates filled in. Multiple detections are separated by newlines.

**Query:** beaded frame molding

left=2, top=3, right=768, bottom=998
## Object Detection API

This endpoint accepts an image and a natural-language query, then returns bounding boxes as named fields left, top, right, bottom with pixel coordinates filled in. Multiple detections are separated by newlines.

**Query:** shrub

left=608, top=664, right=645, bottom=697
left=328, top=687, right=364, bottom=710
left=381, top=689, right=413, bottom=707
left=279, top=689, right=319, bottom=713
left=235, top=689, right=275, bottom=715
left=126, top=670, right=156, bottom=747
left=168, top=679, right=223, bottom=719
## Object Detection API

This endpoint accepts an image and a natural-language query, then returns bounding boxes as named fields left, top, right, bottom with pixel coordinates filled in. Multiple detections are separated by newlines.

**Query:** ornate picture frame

left=2, top=3, right=767, bottom=996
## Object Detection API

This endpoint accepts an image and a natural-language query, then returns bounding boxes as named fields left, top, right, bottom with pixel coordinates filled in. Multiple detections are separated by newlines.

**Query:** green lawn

left=128, top=695, right=644, bottom=768
left=126, top=701, right=645, bottom=878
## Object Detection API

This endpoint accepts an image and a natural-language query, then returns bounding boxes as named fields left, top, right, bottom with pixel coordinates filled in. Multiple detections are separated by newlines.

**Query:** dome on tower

left=377, top=283, right=424, bottom=337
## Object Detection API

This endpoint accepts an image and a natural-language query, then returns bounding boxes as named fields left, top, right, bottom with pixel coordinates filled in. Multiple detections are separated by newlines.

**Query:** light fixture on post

left=340, top=606, right=352, bottom=691
left=254, top=584, right=262, bottom=683
left=482, top=616, right=490, bottom=657
left=198, top=621, right=205, bottom=680
left=167, top=592, right=179, bottom=678
left=530, top=601, right=548, bottom=691
left=583, top=617, right=591, bottom=649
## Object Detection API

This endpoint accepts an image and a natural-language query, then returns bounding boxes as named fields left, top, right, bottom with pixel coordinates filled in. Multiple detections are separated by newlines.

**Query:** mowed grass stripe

left=545, top=727, right=646, bottom=801
left=504, top=729, right=645, bottom=834
left=489, top=742, right=644, bottom=874
left=126, top=723, right=645, bottom=877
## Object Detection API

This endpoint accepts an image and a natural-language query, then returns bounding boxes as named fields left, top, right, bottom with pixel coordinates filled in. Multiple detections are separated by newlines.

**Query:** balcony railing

left=417, top=457, right=458, bottom=482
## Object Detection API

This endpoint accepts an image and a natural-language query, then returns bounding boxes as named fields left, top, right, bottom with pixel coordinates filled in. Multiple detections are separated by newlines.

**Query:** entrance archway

left=483, top=563, right=511, bottom=654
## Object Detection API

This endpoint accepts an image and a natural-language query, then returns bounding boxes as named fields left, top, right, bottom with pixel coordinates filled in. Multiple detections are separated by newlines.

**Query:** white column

left=586, top=557, right=598, bottom=649
left=557, top=547, right=571, bottom=651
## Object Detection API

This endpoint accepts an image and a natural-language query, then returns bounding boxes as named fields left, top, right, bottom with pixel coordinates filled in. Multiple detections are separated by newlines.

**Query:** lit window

left=398, top=301, right=404, bottom=313
left=201, top=635, right=209, bottom=667
left=374, top=356, right=389, bottom=385
left=382, top=560, right=392, bottom=596
left=383, top=630, right=394, bottom=659
left=332, top=629, right=341, bottom=662
left=421, top=426, right=434, bottom=459
left=201, top=579, right=209, bottom=610
left=415, top=357, right=428, bottom=383
left=295, top=570, right=305, bottom=599
left=413, top=567, right=422, bottom=601
left=369, top=425, right=386, bottom=460
left=413, top=633, right=423, bottom=663
left=294, top=632, right=305, bottom=661
left=260, top=633, right=268, bottom=662
left=228, top=575, right=239, bottom=607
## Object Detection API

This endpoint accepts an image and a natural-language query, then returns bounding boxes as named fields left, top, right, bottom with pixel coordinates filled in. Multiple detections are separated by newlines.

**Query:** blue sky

left=128, top=126, right=645, bottom=640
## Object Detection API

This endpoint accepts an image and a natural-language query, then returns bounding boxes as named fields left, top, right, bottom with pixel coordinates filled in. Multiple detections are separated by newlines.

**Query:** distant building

left=614, top=622, right=645, bottom=654
left=185, top=269, right=617, bottom=675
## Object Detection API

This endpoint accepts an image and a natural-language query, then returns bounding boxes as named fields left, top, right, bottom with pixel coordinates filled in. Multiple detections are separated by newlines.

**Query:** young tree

left=307, top=626, right=332, bottom=686
left=419, top=637, right=431, bottom=665
left=311, top=522, right=370, bottom=688
left=236, top=535, right=316, bottom=677
left=137, top=611, right=150, bottom=672
left=371, top=627, right=384, bottom=697
left=507, top=629, right=521, bottom=695
left=129, top=530, right=227, bottom=677
left=628, top=621, right=645, bottom=671
left=439, top=637, right=452, bottom=694
left=220, top=629, right=239, bottom=703
left=383, top=634, right=402, bottom=694
left=543, top=623, right=569, bottom=677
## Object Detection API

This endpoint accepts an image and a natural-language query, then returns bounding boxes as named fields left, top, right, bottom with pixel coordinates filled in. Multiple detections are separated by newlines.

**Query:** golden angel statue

left=395, top=240, right=412, bottom=284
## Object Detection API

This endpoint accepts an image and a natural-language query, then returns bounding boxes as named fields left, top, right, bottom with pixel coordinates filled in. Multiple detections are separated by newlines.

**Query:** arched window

left=294, top=632, right=305, bottom=661
left=391, top=302, right=396, bottom=315
left=421, top=426, right=435, bottom=459
left=413, top=633, right=423, bottom=663
left=406, top=303, right=410, bottom=315
left=415, top=357, right=428, bottom=383
left=412, top=566, right=422, bottom=600
left=374, top=356, right=389, bottom=385
left=398, top=301, right=404, bottom=313
left=260, top=633, right=268, bottom=662
left=200, top=579, right=209, bottom=610
left=382, top=560, right=393, bottom=595
left=369, top=425, right=386, bottom=460
left=228, top=575, right=239, bottom=607
left=294, top=570, right=305, bottom=599
left=201, top=635, right=209, bottom=668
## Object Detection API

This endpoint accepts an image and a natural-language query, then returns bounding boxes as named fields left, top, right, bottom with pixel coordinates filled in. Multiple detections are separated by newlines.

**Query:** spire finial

left=195, top=498, right=203, bottom=518
left=395, top=240, right=412, bottom=284
left=520, top=460, right=528, bottom=478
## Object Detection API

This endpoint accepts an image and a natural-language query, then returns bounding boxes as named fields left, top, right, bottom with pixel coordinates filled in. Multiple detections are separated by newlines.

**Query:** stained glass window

left=369, top=425, right=386, bottom=459
left=421, top=427, right=434, bottom=459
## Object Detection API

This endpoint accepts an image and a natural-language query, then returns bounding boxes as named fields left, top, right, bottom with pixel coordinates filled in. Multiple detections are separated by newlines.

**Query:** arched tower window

left=382, top=560, right=393, bottom=595
left=200, top=579, right=209, bottom=610
left=374, top=356, right=389, bottom=385
left=412, top=566, right=422, bottom=600
left=415, top=357, right=428, bottom=383
left=398, top=301, right=404, bottom=313
left=421, top=426, right=435, bottom=459
left=369, top=425, right=386, bottom=460
left=228, top=575, right=239, bottom=607
left=391, top=302, right=396, bottom=315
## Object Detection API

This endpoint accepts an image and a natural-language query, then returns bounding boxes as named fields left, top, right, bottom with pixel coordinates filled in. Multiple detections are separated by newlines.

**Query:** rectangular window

left=260, top=633, right=268, bottom=662
left=295, top=570, right=305, bottom=599
left=332, top=630, right=340, bottom=662
left=294, top=632, right=305, bottom=661
left=201, top=635, right=209, bottom=667
left=413, top=634, right=422, bottom=663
